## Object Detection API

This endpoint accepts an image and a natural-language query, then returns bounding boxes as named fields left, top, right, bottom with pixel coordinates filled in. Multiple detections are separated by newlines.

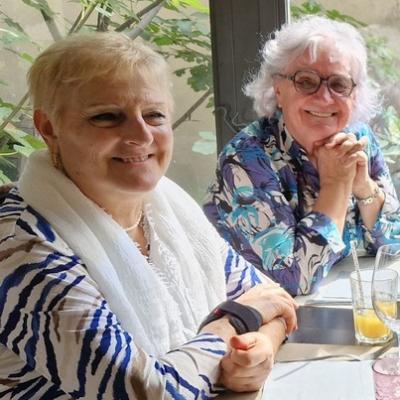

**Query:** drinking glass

left=350, top=268, right=393, bottom=344
left=372, top=244, right=400, bottom=399
left=372, top=243, right=400, bottom=358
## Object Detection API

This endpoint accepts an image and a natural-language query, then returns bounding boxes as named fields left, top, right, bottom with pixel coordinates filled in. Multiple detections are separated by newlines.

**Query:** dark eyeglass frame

left=275, top=70, right=357, bottom=97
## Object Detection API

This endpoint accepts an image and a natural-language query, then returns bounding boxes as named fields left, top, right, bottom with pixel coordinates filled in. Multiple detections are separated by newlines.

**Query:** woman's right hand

left=234, top=284, right=298, bottom=334
left=310, top=132, right=369, bottom=234
left=312, top=132, right=367, bottom=187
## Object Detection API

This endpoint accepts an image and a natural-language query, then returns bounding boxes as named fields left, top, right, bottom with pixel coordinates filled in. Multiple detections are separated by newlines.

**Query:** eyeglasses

left=275, top=70, right=356, bottom=97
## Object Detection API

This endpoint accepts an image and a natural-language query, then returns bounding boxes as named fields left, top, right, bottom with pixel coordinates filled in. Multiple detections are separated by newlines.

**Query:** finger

left=341, top=150, right=366, bottom=167
left=230, top=333, right=257, bottom=351
left=324, top=132, right=357, bottom=148
left=220, top=375, right=265, bottom=393
left=262, top=285, right=298, bottom=307
left=220, top=359, right=272, bottom=392
left=336, top=141, right=364, bottom=158
left=230, top=334, right=272, bottom=367
left=265, top=298, right=297, bottom=333
left=222, top=353, right=273, bottom=380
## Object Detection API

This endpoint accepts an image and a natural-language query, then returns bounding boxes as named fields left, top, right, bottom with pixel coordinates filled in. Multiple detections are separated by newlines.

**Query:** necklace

left=124, top=210, right=143, bottom=232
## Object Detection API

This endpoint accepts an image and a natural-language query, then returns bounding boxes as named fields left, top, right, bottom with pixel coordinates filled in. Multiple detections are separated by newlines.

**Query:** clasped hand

left=219, top=284, right=298, bottom=392
left=312, top=132, right=370, bottom=193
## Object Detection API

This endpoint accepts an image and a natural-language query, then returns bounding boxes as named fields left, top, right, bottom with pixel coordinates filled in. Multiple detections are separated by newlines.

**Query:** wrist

left=199, top=316, right=236, bottom=343
left=354, top=181, right=381, bottom=206
left=198, top=300, right=263, bottom=335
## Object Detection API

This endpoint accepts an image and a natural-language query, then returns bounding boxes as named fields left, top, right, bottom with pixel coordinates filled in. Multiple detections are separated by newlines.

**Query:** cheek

left=156, top=129, right=174, bottom=156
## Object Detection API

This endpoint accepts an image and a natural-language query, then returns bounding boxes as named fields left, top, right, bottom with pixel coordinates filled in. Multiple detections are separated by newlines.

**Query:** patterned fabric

left=0, top=189, right=263, bottom=399
left=204, top=113, right=400, bottom=295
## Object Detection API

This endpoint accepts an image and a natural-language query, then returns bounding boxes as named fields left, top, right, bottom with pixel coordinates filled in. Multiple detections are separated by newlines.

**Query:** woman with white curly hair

left=205, top=15, right=400, bottom=295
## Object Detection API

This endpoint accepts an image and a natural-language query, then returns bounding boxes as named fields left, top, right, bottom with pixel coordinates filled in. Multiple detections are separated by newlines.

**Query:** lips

left=306, top=110, right=336, bottom=118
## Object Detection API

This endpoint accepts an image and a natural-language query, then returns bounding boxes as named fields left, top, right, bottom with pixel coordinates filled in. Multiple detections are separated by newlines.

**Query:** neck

left=97, top=196, right=145, bottom=230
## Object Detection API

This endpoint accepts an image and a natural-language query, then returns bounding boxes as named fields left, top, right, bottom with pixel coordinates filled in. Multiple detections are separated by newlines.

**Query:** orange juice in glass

left=350, top=269, right=395, bottom=344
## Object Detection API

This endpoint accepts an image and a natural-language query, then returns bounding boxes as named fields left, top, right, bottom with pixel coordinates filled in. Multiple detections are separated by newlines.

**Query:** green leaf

left=176, top=20, right=193, bottom=35
left=192, top=140, right=215, bottom=155
left=153, top=36, right=175, bottom=46
left=22, top=0, right=56, bottom=17
left=24, top=135, right=46, bottom=150
left=192, top=131, right=216, bottom=155
left=198, top=131, right=215, bottom=141
left=174, top=67, right=188, bottom=77
left=18, top=52, right=35, bottom=63
left=12, top=144, right=33, bottom=157
left=0, top=169, right=11, bottom=184
left=187, top=64, right=212, bottom=91
left=169, top=0, right=180, bottom=8
left=3, top=127, right=45, bottom=152
left=179, top=0, right=209, bottom=13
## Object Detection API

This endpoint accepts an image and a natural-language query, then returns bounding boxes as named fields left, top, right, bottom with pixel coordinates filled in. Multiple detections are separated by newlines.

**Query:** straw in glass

left=350, top=240, right=366, bottom=309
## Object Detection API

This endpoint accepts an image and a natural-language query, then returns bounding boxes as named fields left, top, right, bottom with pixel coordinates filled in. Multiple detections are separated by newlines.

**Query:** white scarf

left=18, top=150, right=227, bottom=355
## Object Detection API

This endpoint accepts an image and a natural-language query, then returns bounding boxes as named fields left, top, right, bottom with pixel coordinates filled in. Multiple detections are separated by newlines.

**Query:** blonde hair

left=28, top=32, right=172, bottom=120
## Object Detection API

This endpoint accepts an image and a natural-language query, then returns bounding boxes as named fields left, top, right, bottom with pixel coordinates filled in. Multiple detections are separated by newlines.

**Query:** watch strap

left=198, top=300, right=262, bottom=335
left=217, top=300, right=263, bottom=332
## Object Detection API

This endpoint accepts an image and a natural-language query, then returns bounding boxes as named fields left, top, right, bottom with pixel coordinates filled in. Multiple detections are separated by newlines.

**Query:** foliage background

left=1, top=0, right=400, bottom=198
left=0, top=0, right=215, bottom=200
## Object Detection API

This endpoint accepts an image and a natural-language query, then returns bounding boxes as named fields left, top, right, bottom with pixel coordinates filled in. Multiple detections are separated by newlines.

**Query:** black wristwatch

left=198, top=300, right=263, bottom=335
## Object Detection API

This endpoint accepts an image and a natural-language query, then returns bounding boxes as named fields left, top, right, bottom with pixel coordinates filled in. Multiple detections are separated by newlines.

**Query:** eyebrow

left=84, top=99, right=168, bottom=110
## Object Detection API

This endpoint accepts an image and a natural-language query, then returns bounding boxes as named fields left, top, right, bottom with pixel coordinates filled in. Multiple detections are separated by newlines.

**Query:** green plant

left=0, top=0, right=213, bottom=183
left=292, top=0, right=400, bottom=191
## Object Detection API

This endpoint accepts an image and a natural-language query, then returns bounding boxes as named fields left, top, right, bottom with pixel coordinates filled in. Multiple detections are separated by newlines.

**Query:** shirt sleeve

left=357, top=124, right=400, bottom=252
left=204, top=137, right=345, bottom=296
left=222, top=241, right=273, bottom=300
left=0, top=232, right=228, bottom=399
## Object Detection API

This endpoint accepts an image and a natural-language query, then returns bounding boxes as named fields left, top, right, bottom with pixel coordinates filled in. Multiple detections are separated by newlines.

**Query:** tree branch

left=172, top=88, right=212, bottom=130
left=70, top=1, right=101, bottom=34
left=40, top=10, right=63, bottom=41
left=0, top=92, right=30, bottom=146
left=68, top=9, right=84, bottom=35
left=0, top=1, right=101, bottom=141
left=97, top=0, right=112, bottom=32
left=115, top=0, right=165, bottom=32
left=126, top=0, right=166, bottom=39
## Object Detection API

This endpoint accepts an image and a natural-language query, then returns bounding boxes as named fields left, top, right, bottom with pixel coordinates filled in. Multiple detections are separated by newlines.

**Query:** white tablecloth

left=262, top=360, right=375, bottom=400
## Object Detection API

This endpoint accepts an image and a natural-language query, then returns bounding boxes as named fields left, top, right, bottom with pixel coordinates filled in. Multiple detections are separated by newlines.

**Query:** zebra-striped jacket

left=0, top=189, right=264, bottom=399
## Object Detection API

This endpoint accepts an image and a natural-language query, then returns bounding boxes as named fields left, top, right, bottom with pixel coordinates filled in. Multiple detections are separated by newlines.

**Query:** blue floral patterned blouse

left=204, top=113, right=400, bottom=295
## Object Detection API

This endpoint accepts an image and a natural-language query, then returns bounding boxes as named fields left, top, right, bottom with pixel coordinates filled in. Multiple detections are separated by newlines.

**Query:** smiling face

left=273, top=46, right=356, bottom=154
left=41, top=74, right=173, bottom=206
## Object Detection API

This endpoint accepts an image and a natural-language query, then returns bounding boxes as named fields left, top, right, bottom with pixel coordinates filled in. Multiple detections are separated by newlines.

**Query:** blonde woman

left=0, top=32, right=297, bottom=399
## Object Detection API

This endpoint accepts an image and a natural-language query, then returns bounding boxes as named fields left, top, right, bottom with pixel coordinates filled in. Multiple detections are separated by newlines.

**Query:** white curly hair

left=244, top=15, right=380, bottom=124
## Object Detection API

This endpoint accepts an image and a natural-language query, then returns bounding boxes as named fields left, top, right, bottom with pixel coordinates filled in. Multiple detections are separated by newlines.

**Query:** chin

left=124, top=178, right=161, bottom=195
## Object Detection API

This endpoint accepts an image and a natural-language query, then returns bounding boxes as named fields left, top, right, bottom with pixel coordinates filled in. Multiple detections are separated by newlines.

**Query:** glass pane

left=0, top=1, right=215, bottom=202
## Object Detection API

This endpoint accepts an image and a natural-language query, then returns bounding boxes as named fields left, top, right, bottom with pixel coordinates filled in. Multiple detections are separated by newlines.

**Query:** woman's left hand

left=218, top=318, right=286, bottom=392
left=318, top=132, right=372, bottom=196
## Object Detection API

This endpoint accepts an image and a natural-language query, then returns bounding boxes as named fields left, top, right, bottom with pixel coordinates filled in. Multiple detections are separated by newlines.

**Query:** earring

left=51, top=150, right=63, bottom=170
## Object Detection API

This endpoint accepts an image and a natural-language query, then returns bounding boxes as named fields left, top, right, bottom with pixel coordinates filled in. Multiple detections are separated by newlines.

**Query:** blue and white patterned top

left=204, top=114, right=400, bottom=295
left=0, top=188, right=263, bottom=399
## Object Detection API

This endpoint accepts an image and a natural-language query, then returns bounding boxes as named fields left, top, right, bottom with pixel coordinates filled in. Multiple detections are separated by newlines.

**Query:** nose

left=314, top=81, right=334, bottom=103
left=123, top=116, right=153, bottom=146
